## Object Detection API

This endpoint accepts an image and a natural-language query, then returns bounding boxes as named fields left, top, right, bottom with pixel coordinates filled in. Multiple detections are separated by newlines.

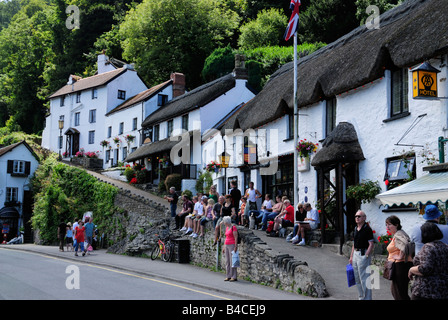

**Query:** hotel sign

left=411, top=62, right=441, bottom=99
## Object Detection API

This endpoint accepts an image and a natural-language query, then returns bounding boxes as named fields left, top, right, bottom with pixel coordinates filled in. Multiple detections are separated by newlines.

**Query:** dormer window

left=158, top=94, right=168, bottom=106
left=60, top=95, right=65, bottom=107
left=118, top=90, right=126, bottom=100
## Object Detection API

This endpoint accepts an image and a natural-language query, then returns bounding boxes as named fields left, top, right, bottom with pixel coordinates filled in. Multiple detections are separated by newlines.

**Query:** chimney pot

left=171, top=72, right=186, bottom=98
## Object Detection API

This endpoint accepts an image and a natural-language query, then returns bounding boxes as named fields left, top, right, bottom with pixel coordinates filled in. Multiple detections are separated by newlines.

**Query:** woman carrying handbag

left=384, top=215, right=414, bottom=300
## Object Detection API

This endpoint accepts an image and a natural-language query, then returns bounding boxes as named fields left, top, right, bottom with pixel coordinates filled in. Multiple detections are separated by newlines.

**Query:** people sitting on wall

left=296, top=202, right=320, bottom=246
left=198, top=198, right=215, bottom=237
left=248, top=194, right=276, bottom=229
left=287, top=203, right=307, bottom=243
left=268, top=199, right=295, bottom=237
left=182, top=196, right=200, bottom=234
left=189, top=196, right=208, bottom=238
left=176, top=194, right=194, bottom=231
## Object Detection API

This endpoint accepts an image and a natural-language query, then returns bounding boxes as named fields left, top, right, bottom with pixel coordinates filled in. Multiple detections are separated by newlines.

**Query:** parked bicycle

left=150, top=231, right=175, bottom=262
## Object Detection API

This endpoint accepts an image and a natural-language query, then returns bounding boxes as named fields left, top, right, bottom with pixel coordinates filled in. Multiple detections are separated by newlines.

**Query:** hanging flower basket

left=100, top=140, right=110, bottom=148
left=124, top=134, right=135, bottom=143
left=205, top=161, right=221, bottom=173
left=113, top=137, right=121, bottom=144
left=296, top=139, right=318, bottom=159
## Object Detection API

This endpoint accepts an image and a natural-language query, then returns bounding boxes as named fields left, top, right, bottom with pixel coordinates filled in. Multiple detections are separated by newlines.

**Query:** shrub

left=165, top=173, right=182, bottom=192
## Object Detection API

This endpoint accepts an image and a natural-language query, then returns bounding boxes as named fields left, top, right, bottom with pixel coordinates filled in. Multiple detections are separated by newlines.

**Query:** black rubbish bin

left=174, top=239, right=190, bottom=263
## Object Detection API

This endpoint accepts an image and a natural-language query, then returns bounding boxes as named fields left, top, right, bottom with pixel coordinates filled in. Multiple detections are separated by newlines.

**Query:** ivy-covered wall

left=31, top=156, right=119, bottom=245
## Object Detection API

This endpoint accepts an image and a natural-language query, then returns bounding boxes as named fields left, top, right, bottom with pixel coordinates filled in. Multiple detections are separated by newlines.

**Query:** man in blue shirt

left=84, top=217, right=95, bottom=255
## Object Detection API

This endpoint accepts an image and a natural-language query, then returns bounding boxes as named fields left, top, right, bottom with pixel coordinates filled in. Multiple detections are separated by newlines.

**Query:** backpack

left=266, top=221, right=274, bottom=233
left=233, top=225, right=241, bottom=244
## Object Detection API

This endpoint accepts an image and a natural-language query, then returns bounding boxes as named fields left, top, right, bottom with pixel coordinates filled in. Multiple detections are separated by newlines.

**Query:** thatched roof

left=221, top=0, right=448, bottom=133
left=125, top=130, right=198, bottom=163
left=311, top=122, right=365, bottom=167
left=141, top=74, right=237, bottom=127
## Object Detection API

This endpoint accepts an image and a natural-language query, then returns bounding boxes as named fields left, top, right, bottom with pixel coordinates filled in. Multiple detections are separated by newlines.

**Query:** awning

left=0, top=207, right=20, bottom=219
left=376, top=171, right=448, bottom=206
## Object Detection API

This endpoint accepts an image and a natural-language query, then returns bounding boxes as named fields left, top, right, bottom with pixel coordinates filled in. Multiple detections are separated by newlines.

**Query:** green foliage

left=355, top=0, right=401, bottom=25
left=31, top=156, right=119, bottom=244
left=238, top=8, right=287, bottom=50
left=346, top=180, right=382, bottom=204
left=195, top=171, right=213, bottom=194
left=119, top=0, right=240, bottom=88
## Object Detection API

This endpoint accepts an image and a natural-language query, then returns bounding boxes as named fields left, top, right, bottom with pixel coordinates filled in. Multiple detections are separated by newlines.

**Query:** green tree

left=298, top=0, right=359, bottom=44
left=238, top=8, right=287, bottom=50
left=0, top=1, right=54, bottom=133
left=355, top=0, right=401, bottom=25
left=119, top=0, right=240, bottom=88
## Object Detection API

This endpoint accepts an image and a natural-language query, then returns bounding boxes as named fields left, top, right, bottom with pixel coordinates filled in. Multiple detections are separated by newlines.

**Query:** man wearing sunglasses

left=349, top=210, right=375, bottom=300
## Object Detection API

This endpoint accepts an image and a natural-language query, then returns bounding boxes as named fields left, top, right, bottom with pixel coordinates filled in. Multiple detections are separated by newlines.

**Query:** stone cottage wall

left=106, top=190, right=328, bottom=298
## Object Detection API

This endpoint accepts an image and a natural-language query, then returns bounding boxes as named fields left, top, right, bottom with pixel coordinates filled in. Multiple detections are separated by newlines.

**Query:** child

left=74, top=220, right=86, bottom=256
left=199, top=199, right=215, bottom=237
left=190, top=196, right=207, bottom=238
left=66, top=222, right=73, bottom=252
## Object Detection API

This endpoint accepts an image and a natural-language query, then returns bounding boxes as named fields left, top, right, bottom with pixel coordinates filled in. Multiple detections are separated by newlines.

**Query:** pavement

left=7, top=165, right=394, bottom=300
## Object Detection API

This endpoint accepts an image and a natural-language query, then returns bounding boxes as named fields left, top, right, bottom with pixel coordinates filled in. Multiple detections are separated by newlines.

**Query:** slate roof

left=221, top=0, right=448, bottom=133
left=48, top=68, right=128, bottom=99
left=106, top=79, right=172, bottom=116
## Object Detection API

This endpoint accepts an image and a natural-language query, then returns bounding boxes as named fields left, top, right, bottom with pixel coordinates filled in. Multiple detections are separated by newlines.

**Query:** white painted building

left=0, top=141, right=39, bottom=242
left=126, top=58, right=256, bottom=191
left=42, top=54, right=148, bottom=167
left=216, top=0, right=448, bottom=243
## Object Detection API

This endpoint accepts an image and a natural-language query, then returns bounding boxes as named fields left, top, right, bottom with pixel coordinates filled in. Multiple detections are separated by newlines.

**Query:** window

left=105, top=150, right=110, bottom=162
left=119, top=122, right=124, bottom=135
left=154, top=124, right=160, bottom=142
left=244, top=136, right=257, bottom=165
left=76, top=92, right=81, bottom=103
left=391, top=68, right=409, bottom=117
left=287, top=114, right=294, bottom=140
left=75, top=112, right=80, bottom=126
left=13, top=160, right=25, bottom=174
left=158, top=94, right=168, bottom=106
left=107, top=126, right=112, bottom=138
left=88, top=130, right=95, bottom=144
left=89, top=109, right=96, bottom=123
left=385, top=155, right=415, bottom=183
left=92, top=88, right=98, bottom=99
left=133, top=118, right=138, bottom=131
left=122, top=147, right=127, bottom=160
left=6, top=187, right=18, bottom=202
left=182, top=114, right=189, bottom=131
left=167, top=120, right=173, bottom=138
left=326, top=97, right=337, bottom=136
left=60, top=95, right=65, bottom=107
left=118, top=90, right=126, bottom=100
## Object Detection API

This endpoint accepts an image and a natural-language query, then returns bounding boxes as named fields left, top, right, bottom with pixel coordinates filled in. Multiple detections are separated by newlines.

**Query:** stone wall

left=106, top=190, right=328, bottom=298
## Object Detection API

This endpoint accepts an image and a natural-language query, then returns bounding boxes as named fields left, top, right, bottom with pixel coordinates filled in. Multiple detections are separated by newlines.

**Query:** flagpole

left=293, top=31, right=298, bottom=210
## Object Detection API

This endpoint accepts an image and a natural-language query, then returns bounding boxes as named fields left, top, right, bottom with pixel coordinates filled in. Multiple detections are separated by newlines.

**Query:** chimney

left=233, top=54, right=248, bottom=80
left=97, top=52, right=111, bottom=74
left=171, top=72, right=186, bottom=98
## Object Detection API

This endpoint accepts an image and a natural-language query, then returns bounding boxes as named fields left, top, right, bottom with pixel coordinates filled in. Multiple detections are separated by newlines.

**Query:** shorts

left=281, top=219, right=294, bottom=228
left=66, top=237, right=73, bottom=244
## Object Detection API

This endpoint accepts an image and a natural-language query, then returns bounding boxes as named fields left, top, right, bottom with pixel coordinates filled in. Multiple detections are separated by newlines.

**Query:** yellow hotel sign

left=411, top=62, right=441, bottom=99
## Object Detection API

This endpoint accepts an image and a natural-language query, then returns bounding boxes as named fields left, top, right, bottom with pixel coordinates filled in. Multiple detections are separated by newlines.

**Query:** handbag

left=383, top=260, right=395, bottom=280
left=346, top=264, right=356, bottom=287
left=231, top=250, right=240, bottom=268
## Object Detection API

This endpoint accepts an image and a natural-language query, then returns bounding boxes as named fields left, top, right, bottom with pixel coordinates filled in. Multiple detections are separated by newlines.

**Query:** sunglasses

left=355, top=215, right=365, bottom=218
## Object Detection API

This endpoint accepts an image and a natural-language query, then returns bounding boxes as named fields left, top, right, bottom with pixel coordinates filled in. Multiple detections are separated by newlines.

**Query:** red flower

left=130, top=177, right=137, bottom=184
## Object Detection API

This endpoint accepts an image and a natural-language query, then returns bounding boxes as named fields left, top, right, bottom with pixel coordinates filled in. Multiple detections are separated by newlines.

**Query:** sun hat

left=423, top=204, right=442, bottom=220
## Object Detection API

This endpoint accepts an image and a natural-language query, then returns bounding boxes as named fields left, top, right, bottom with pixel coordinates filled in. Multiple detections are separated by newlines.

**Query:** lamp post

left=58, top=119, right=64, bottom=160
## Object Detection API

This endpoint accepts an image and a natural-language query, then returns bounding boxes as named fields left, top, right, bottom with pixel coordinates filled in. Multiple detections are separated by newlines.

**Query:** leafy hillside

left=0, top=0, right=401, bottom=134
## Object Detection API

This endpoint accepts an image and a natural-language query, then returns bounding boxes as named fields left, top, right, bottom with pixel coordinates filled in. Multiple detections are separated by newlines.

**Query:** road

left=0, top=248, right=235, bottom=300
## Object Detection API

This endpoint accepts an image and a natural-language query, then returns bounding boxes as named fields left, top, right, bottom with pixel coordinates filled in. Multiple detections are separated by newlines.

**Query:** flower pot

left=297, top=156, right=310, bottom=172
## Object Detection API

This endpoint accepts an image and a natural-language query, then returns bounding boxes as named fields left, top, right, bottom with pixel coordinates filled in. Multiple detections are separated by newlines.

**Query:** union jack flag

left=284, top=0, right=301, bottom=41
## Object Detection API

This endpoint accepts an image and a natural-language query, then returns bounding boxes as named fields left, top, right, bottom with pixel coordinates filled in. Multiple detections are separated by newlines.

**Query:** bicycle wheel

left=162, top=241, right=174, bottom=262
left=150, top=244, right=160, bottom=260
